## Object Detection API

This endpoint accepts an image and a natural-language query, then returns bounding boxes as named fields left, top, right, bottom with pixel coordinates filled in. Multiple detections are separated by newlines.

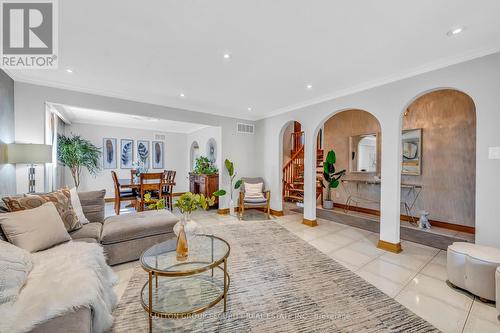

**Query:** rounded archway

left=400, top=89, right=476, bottom=238
left=280, top=120, right=306, bottom=207
left=315, top=109, right=382, bottom=223
left=189, top=141, right=200, bottom=171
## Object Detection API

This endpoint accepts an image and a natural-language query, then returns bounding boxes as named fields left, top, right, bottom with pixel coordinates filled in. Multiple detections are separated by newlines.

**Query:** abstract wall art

left=120, top=139, right=134, bottom=169
left=103, top=138, right=117, bottom=169
left=152, top=141, right=164, bottom=169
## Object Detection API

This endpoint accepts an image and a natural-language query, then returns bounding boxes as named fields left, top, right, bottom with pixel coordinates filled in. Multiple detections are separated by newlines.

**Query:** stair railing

left=283, top=145, right=304, bottom=198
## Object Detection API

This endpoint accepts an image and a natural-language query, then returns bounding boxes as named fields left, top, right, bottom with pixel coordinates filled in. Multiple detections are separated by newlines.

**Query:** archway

left=316, top=109, right=382, bottom=229
left=400, top=89, right=476, bottom=240
left=281, top=120, right=307, bottom=208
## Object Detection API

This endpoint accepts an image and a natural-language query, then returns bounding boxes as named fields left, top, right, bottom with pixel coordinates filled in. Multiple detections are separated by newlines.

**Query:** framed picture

left=152, top=141, right=164, bottom=169
left=103, top=138, right=117, bottom=169
left=120, top=139, right=134, bottom=169
left=137, top=140, right=150, bottom=167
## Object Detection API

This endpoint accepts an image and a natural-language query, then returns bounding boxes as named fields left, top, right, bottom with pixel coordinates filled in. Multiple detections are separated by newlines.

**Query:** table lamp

left=7, top=143, right=53, bottom=193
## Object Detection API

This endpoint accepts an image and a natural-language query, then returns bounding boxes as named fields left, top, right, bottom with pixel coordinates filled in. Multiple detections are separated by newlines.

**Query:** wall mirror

left=402, top=128, right=422, bottom=175
left=349, top=133, right=377, bottom=173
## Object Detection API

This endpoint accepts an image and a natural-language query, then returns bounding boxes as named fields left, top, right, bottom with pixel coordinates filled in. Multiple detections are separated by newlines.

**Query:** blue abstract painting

left=120, top=139, right=134, bottom=169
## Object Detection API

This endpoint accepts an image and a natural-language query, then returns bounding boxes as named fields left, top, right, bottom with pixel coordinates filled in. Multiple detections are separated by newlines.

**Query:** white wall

left=64, top=123, right=189, bottom=197
left=13, top=82, right=256, bottom=208
left=256, top=52, right=500, bottom=248
left=0, top=70, right=16, bottom=196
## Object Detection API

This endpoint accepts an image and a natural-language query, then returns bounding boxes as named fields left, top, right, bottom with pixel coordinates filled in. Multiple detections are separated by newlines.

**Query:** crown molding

left=258, top=45, right=500, bottom=120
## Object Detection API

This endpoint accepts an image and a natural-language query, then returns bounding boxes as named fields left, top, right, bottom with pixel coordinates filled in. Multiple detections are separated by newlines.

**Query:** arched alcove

left=189, top=141, right=200, bottom=171
left=400, top=89, right=476, bottom=235
left=281, top=120, right=307, bottom=206
left=206, top=138, right=217, bottom=164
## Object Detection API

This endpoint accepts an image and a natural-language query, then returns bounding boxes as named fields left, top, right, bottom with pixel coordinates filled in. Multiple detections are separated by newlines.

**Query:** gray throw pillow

left=0, top=202, right=71, bottom=252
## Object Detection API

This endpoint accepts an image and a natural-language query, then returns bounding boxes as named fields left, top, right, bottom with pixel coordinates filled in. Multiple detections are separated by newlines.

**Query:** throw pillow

left=70, top=187, right=90, bottom=225
left=0, top=240, right=33, bottom=305
left=2, top=187, right=82, bottom=232
left=0, top=202, right=71, bottom=252
left=245, top=182, right=263, bottom=197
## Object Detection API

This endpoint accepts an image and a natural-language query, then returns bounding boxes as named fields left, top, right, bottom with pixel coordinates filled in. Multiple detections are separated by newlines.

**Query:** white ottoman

left=447, top=242, right=500, bottom=301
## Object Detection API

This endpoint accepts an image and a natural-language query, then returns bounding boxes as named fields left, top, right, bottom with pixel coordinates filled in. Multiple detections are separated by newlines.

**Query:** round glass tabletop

left=141, top=234, right=230, bottom=275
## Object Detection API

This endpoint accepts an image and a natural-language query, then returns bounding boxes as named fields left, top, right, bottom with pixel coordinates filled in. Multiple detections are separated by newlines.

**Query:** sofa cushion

left=78, top=190, right=105, bottom=224
left=0, top=240, right=33, bottom=305
left=0, top=203, right=71, bottom=253
left=3, top=188, right=82, bottom=232
left=70, top=222, right=102, bottom=242
left=102, top=210, right=178, bottom=245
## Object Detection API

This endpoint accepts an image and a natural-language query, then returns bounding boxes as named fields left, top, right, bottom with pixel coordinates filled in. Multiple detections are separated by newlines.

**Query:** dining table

left=118, top=178, right=176, bottom=191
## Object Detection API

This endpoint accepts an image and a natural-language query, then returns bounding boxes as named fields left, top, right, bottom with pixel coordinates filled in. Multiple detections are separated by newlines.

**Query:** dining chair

left=130, top=169, right=137, bottom=183
left=111, top=171, right=136, bottom=215
left=161, top=170, right=176, bottom=211
left=136, top=172, right=166, bottom=212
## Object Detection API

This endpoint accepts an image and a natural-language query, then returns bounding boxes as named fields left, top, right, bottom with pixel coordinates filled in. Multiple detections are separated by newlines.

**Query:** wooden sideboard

left=189, top=173, right=219, bottom=207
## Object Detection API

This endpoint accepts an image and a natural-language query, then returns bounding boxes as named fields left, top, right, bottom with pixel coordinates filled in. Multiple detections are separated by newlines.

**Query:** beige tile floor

left=110, top=203, right=499, bottom=333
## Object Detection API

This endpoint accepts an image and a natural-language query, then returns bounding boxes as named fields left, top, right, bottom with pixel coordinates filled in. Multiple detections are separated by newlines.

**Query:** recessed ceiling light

left=65, top=68, right=73, bottom=73
left=247, top=107, right=252, bottom=111
left=180, top=93, right=185, bottom=98
left=223, top=53, right=231, bottom=59
left=306, top=84, right=313, bottom=90
left=447, top=27, right=464, bottom=36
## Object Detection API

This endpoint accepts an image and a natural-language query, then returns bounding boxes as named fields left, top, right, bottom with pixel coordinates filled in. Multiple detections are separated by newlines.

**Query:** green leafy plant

left=193, top=156, right=218, bottom=175
left=58, top=134, right=101, bottom=188
left=174, top=192, right=216, bottom=214
left=322, top=150, right=346, bottom=201
left=144, top=193, right=166, bottom=210
left=213, top=159, right=242, bottom=201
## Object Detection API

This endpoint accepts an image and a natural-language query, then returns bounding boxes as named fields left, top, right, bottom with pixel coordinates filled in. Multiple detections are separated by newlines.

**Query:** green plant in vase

left=193, top=156, right=218, bottom=175
left=322, top=150, right=346, bottom=209
left=213, top=159, right=242, bottom=215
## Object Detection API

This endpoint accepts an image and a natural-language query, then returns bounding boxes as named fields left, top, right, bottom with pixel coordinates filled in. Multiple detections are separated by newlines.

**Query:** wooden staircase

left=283, top=131, right=324, bottom=203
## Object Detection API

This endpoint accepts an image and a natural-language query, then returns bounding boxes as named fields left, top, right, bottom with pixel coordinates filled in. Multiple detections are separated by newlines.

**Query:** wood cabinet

left=189, top=173, right=219, bottom=207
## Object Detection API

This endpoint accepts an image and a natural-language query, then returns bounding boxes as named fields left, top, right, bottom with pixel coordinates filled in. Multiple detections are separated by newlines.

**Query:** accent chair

left=239, top=177, right=271, bottom=220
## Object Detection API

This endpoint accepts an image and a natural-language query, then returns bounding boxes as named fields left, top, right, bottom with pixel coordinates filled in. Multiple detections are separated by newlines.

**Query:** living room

left=1, top=1, right=500, bottom=333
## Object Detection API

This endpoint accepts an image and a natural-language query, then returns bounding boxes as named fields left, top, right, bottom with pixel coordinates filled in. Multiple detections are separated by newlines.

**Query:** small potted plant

left=193, top=156, right=218, bottom=175
left=213, top=159, right=242, bottom=216
left=132, top=160, right=148, bottom=183
left=322, top=150, right=346, bottom=209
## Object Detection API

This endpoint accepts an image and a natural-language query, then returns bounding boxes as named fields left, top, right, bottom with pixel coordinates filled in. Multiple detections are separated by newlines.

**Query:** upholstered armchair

left=239, top=177, right=271, bottom=220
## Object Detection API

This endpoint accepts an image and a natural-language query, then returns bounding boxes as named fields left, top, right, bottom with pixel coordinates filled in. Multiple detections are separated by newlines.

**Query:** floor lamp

left=7, top=143, right=53, bottom=193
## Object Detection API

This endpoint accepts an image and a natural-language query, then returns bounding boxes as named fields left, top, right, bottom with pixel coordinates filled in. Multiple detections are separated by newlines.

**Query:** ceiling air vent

left=154, top=134, right=166, bottom=141
left=237, top=123, right=255, bottom=134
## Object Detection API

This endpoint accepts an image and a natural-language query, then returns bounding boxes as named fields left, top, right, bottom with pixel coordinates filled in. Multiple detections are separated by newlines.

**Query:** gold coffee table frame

left=140, top=235, right=230, bottom=332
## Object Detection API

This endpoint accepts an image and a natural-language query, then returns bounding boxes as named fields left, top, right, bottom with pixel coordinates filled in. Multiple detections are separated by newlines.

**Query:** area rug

left=111, top=221, right=439, bottom=332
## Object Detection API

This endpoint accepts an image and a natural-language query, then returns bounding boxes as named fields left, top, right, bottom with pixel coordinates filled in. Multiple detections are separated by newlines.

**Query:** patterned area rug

left=111, top=221, right=440, bottom=332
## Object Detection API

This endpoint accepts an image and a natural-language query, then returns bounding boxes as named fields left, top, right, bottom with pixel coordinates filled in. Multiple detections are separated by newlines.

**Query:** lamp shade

left=7, top=143, right=53, bottom=164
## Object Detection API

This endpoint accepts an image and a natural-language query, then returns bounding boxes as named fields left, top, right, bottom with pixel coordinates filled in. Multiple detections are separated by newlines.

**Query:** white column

left=379, top=124, right=401, bottom=246
left=303, top=130, right=317, bottom=223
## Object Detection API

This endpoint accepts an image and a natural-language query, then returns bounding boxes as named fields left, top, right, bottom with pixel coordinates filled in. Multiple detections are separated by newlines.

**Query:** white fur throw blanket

left=0, top=241, right=118, bottom=333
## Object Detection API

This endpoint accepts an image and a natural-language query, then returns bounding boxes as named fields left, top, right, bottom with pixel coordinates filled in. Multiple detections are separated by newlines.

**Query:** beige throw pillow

left=0, top=202, right=71, bottom=252
left=245, top=182, right=263, bottom=197
left=2, top=187, right=82, bottom=232
left=70, top=187, right=90, bottom=225
left=0, top=240, right=33, bottom=304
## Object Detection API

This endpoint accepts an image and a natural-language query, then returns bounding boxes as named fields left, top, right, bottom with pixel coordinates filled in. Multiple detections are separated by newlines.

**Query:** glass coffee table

left=140, top=234, right=230, bottom=332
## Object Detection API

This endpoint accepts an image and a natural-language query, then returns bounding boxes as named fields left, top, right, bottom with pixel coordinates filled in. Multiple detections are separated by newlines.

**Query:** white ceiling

left=8, top=1, right=500, bottom=120
left=54, top=104, right=209, bottom=133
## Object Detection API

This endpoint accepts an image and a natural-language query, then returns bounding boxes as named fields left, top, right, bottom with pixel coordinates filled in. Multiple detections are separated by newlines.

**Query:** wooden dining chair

left=161, top=170, right=176, bottom=211
left=111, top=171, right=136, bottom=215
left=136, top=172, right=166, bottom=212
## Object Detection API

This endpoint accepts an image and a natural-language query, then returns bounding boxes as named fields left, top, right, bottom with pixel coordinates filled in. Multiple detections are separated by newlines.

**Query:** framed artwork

left=120, top=139, right=134, bottom=169
left=137, top=140, right=150, bottom=167
left=103, top=138, right=117, bottom=169
left=152, top=141, right=164, bottom=169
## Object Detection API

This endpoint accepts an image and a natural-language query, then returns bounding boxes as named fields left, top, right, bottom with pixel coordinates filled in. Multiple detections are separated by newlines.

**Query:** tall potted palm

left=322, top=150, right=345, bottom=209
left=57, top=134, right=101, bottom=188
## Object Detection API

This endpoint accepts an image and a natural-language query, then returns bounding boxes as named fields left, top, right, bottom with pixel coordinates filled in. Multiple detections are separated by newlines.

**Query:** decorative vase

left=229, top=199, right=235, bottom=216
left=323, top=200, right=334, bottom=209
left=173, top=212, right=199, bottom=242
left=134, top=174, right=139, bottom=183
left=176, top=221, right=188, bottom=261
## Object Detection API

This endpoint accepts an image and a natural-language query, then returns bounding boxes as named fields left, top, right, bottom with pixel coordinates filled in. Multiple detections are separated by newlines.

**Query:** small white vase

left=174, top=214, right=199, bottom=242
left=229, top=199, right=235, bottom=216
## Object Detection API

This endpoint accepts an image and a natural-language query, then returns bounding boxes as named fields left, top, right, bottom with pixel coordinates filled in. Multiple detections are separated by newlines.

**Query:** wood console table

left=189, top=173, right=219, bottom=206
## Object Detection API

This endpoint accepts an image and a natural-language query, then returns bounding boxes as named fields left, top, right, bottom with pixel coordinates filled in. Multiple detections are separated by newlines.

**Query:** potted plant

left=213, top=159, right=242, bottom=216
left=322, top=150, right=346, bottom=209
left=193, top=156, right=218, bottom=175
left=173, top=192, right=216, bottom=260
left=57, top=134, right=101, bottom=188
left=132, top=160, right=148, bottom=182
